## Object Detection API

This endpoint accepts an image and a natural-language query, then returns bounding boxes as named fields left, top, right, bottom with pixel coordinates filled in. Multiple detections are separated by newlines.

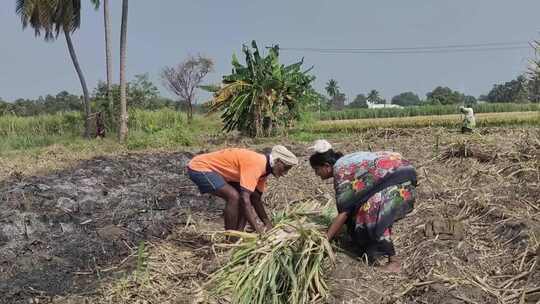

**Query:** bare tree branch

left=161, top=55, right=214, bottom=120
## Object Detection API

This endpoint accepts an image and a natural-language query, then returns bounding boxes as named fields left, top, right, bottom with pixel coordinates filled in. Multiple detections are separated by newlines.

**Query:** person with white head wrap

left=187, top=146, right=298, bottom=234
left=308, top=139, right=333, bottom=154
left=459, top=106, right=475, bottom=133
left=270, top=145, right=298, bottom=167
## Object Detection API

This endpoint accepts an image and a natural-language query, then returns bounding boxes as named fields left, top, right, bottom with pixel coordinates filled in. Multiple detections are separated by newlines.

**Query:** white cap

left=308, top=139, right=332, bottom=153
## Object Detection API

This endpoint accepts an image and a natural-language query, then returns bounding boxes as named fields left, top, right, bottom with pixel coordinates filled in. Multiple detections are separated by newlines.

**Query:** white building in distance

left=367, top=103, right=403, bottom=109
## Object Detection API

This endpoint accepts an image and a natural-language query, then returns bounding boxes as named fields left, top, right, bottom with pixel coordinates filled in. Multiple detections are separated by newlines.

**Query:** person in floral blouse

left=308, top=140, right=417, bottom=272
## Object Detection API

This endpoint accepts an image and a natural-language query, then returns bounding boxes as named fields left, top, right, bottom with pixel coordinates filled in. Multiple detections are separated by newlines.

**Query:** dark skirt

left=348, top=181, right=416, bottom=261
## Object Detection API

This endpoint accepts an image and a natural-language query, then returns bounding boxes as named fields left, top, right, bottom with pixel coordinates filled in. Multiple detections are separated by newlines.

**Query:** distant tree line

left=3, top=73, right=540, bottom=117
left=0, top=74, right=183, bottom=116
left=317, top=74, right=540, bottom=111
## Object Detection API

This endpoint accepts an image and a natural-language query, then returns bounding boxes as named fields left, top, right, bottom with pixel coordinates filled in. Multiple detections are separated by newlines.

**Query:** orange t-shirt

left=187, top=148, right=269, bottom=192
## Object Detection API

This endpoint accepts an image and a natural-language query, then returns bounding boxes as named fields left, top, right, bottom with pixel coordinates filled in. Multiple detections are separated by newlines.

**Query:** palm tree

left=325, top=79, right=339, bottom=98
left=118, top=0, right=129, bottom=141
left=367, top=89, right=383, bottom=104
left=16, top=0, right=93, bottom=138
left=92, top=0, right=114, bottom=124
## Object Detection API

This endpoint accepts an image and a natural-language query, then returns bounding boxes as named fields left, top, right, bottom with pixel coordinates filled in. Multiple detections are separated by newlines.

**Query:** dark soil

left=0, top=152, right=223, bottom=304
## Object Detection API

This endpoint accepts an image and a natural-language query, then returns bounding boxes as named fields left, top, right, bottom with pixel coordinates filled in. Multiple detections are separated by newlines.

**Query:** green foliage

left=324, top=80, right=345, bottom=109
left=367, top=89, right=385, bottom=105
left=301, top=90, right=329, bottom=112
left=486, top=75, right=529, bottom=103
left=0, top=109, right=218, bottom=152
left=1, top=135, right=57, bottom=151
left=325, top=79, right=339, bottom=98
left=15, top=0, right=94, bottom=41
left=391, top=92, right=422, bottom=107
left=348, top=94, right=368, bottom=109
left=136, top=241, right=148, bottom=278
left=426, top=86, right=468, bottom=105
left=207, top=41, right=316, bottom=137
left=0, top=112, right=83, bottom=137
left=93, top=74, right=175, bottom=113
left=1, top=75, right=174, bottom=119
left=0, top=92, right=83, bottom=116
left=319, top=103, right=540, bottom=121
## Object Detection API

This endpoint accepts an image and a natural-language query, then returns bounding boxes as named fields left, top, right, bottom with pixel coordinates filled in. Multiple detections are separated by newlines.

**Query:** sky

left=1, top=0, right=539, bottom=103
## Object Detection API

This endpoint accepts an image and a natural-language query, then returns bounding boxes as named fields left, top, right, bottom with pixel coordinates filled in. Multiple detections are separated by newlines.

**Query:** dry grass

left=15, top=127, right=540, bottom=304
left=307, top=112, right=540, bottom=132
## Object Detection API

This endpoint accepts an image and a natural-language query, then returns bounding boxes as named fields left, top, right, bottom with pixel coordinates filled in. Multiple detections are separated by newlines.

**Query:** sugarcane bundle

left=209, top=218, right=335, bottom=304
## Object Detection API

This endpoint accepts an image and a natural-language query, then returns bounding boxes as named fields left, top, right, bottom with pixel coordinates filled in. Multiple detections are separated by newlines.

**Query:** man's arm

left=251, top=191, right=272, bottom=230
left=326, top=212, right=349, bottom=241
left=241, top=191, right=265, bottom=234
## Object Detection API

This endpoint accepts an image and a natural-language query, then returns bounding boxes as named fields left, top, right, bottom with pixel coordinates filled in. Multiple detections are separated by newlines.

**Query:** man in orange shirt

left=187, top=145, right=298, bottom=233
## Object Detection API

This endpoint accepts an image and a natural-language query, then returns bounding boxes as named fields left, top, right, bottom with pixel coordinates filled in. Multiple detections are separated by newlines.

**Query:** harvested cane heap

left=208, top=202, right=336, bottom=304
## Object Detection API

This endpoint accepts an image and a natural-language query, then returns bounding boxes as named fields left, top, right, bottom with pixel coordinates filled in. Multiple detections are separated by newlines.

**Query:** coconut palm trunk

left=103, top=0, right=114, bottom=125
left=118, top=0, right=129, bottom=142
left=64, top=28, right=91, bottom=138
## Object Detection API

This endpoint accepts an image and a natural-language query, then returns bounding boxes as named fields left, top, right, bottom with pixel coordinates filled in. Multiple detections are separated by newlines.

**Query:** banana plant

left=206, top=41, right=315, bottom=137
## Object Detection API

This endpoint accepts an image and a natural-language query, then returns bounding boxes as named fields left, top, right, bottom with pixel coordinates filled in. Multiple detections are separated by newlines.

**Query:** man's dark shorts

left=187, top=168, right=241, bottom=194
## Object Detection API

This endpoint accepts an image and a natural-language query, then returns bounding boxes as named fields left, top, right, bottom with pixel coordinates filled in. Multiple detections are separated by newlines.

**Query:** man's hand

left=251, top=191, right=273, bottom=233
left=241, top=191, right=265, bottom=234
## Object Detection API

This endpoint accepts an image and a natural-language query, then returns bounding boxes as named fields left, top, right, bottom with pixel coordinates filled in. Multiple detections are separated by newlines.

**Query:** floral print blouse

left=333, top=151, right=414, bottom=213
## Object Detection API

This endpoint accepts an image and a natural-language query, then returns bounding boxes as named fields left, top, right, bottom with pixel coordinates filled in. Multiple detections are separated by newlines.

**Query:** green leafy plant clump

left=206, top=40, right=317, bottom=137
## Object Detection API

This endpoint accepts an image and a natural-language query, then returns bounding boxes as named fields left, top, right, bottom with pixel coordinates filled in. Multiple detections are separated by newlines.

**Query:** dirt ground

left=0, top=127, right=539, bottom=304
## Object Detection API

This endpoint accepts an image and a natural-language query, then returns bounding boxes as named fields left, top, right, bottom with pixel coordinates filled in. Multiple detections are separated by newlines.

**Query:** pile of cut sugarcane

left=209, top=203, right=335, bottom=304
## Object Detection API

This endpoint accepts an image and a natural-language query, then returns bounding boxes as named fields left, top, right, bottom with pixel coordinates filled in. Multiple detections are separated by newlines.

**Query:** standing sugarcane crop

left=187, top=146, right=298, bottom=233
left=308, top=140, right=417, bottom=272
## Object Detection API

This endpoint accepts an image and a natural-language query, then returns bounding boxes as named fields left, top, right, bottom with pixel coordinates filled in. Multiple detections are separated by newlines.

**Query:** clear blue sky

left=1, top=0, right=539, bottom=102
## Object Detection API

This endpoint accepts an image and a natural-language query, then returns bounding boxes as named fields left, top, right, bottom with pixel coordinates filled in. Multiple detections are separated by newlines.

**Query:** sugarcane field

left=2, top=2, right=540, bottom=304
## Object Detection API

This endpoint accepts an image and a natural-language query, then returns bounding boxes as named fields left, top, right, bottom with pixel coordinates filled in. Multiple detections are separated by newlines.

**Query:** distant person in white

left=459, top=106, right=475, bottom=133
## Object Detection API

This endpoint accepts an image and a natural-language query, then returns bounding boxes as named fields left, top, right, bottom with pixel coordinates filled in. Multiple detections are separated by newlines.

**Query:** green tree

left=348, top=94, right=368, bottom=108
left=478, top=94, right=488, bottom=102
left=0, top=91, right=84, bottom=116
left=426, top=86, right=465, bottom=105
left=44, top=91, right=82, bottom=113
left=130, top=74, right=160, bottom=108
left=486, top=76, right=529, bottom=103
left=118, top=0, right=129, bottom=142
left=0, top=98, right=8, bottom=115
left=207, top=41, right=315, bottom=137
left=94, top=74, right=172, bottom=112
left=391, top=92, right=421, bottom=107
left=325, top=79, right=339, bottom=98
left=16, top=0, right=96, bottom=137
left=325, top=79, right=344, bottom=109
left=367, top=89, right=385, bottom=104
